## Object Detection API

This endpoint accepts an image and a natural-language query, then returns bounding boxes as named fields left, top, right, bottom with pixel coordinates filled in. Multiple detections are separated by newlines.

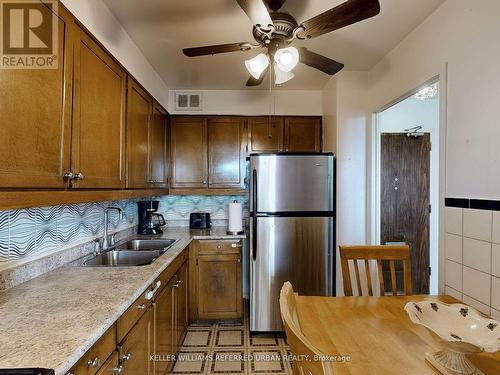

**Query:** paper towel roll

left=228, top=201, right=243, bottom=233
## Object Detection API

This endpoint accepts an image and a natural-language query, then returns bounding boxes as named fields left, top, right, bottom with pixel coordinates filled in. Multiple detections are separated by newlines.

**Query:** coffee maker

left=137, top=200, right=166, bottom=235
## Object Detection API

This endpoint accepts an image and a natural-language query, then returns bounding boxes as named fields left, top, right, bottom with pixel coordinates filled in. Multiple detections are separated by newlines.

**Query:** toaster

left=190, top=212, right=211, bottom=229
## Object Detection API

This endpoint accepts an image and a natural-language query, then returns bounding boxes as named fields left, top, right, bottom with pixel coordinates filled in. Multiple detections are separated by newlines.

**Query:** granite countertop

left=0, top=227, right=245, bottom=374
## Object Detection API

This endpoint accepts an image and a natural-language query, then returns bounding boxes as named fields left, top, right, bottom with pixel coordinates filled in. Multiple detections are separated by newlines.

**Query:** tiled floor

left=171, top=303, right=292, bottom=374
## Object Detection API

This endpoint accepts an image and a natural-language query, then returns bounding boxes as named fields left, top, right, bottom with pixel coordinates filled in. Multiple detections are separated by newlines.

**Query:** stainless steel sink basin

left=117, top=239, right=176, bottom=253
left=84, top=250, right=160, bottom=267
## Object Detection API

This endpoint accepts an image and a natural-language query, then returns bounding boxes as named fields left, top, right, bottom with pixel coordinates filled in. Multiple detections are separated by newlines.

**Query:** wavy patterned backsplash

left=0, top=195, right=248, bottom=263
left=156, top=195, right=248, bottom=227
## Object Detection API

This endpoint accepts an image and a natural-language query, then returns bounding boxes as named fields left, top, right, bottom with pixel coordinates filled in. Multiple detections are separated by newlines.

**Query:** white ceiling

left=102, top=0, right=444, bottom=90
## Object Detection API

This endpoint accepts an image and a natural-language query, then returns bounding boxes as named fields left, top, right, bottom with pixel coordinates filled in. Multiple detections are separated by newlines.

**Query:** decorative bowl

left=404, top=299, right=500, bottom=375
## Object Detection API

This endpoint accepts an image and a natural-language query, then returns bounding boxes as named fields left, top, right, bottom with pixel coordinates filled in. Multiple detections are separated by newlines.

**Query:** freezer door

left=250, top=216, right=333, bottom=332
left=250, top=154, right=334, bottom=213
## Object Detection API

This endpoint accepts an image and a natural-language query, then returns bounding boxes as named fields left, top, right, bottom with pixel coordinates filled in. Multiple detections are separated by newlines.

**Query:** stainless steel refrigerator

left=249, top=153, right=335, bottom=332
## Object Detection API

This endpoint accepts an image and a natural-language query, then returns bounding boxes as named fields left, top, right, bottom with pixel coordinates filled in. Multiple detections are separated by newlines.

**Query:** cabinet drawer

left=95, top=351, right=119, bottom=375
left=197, top=240, right=242, bottom=254
left=70, top=325, right=116, bottom=375
left=117, top=291, right=151, bottom=343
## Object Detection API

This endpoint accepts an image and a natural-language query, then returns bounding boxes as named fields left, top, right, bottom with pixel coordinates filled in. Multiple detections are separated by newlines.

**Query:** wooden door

left=120, top=306, right=154, bottom=375
left=248, top=117, right=284, bottom=153
left=0, top=5, right=72, bottom=188
left=71, top=27, right=126, bottom=189
left=175, top=262, right=189, bottom=348
left=197, top=253, right=242, bottom=320
left=380, top=133, right=431, bottom=294
left=207, top=117, right=246, bottom=188
left=126, top=79, right=153, bottom=188
left=149, top=102, right=168, bottom=188
left=170, top=117, right=207, bottom=188
left=284, top=117, right=322, bottom=152
left=153, top=277, right=175, bottom=375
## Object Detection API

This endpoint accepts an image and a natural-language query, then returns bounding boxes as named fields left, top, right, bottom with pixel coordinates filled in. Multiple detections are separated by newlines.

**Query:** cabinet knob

left=121, top=352, right=132, bottom=362
left=73, top=172, right=84, bottom=181
left=87, top=357, right=101, bottom=368
left=136, top=303, right=146, bottom=310
left=63, top=172, right=74, bottom=181
left=113, top=365, right=124, bottom=375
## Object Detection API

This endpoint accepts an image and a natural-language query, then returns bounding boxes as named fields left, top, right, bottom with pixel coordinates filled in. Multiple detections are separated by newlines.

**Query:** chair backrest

left=339, top=245, right=412, bottom=296
left=279, top=282, right=333, bottom=375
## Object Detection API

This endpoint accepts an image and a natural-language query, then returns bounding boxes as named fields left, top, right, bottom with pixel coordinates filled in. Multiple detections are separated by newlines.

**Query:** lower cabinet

left=190, top=240, right=242, bottom=320
left=119, top=307, right=154, bottom=375
left=67, top=250, right=189, bottom=375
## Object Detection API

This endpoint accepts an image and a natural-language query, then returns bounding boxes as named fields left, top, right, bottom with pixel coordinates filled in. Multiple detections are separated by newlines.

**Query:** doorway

left=374, top=80, right=440, bottom=294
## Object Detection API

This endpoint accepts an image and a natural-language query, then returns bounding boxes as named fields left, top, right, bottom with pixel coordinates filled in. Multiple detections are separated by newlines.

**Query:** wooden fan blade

left=298, top=47, right=344, bottom=75
left=246, top=68, right=269, bottom=86
left=183, top=42, right=259, bottom=57
left=236, top=0, right=273, bottom=28
left=297, top=0, right=380, bottom=39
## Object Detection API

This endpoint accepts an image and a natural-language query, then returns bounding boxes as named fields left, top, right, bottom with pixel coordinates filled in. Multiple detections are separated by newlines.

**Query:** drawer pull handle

left=122, top=352, right=132, bottom=362
left=87, top=357, right=101, bottom=368
left=174, top=280, right=181, bottom=288
left=145, top=280, right=162, bottom=300
left=231, top=244, right=242, bottom=248
left=137, top=303, right=146, bottom=310
left=113, top=365, right=124, bottom=375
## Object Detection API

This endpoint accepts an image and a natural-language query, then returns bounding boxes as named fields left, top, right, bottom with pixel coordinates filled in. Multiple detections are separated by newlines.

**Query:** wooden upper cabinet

left=126, top=79, right=153, bottom=189
left=170, top=117, right=207, bottom=188
left=149, top=103, right=168, bottom=188
left=0, top=6, right=72, bottom=188
left=207, top=117, right=246, bottom=188
left=248, top=117, right=284, bottom=153
left=71, top=27, right=126, bottom=189
left=284, top=117, right=322, bottom=152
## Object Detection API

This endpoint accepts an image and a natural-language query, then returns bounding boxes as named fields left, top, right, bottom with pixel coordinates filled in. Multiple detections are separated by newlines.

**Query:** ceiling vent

left=174, top=91, right=203, bottom=111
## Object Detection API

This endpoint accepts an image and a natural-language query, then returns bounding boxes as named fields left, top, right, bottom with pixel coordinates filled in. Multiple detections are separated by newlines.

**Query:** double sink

left=83, top=239, right=177, bottom=267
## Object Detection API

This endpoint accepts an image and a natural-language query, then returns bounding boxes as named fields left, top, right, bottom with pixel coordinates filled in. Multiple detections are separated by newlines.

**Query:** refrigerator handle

left=252, top=169, right=257, bottom=261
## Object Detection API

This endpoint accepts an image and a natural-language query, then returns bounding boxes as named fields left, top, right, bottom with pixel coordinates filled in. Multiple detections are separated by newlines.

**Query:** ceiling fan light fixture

left=245, top=53, right=269, bottom=79
left=274, top=64, right=295, bottom=85
left=274, top=46, right=299, bottom=73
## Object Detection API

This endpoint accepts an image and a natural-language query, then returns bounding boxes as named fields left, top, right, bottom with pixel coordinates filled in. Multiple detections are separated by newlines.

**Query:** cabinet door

left=0, top=5, right=72, bottom=188
left=197, top=253, right=242, bottom=320
left=175, top=262, right=189, bottom=348
left=248, top=117, right=284, bottom=153
left=149, top=103, right=168, bottom=188
left=127, top=79, right=153, bottom=188
left=207, top=117, right=246, bottom=188
left=72, top=27, right=126, bottom=188
left=170, top=117, right=207, bottom=188
left=153, top=278, right=175, bottom=375
left=284, top=117, right=322, bottom=152
left=120, top=306, right=154, bottom=375
left=95, top=352, right=119, bottom=375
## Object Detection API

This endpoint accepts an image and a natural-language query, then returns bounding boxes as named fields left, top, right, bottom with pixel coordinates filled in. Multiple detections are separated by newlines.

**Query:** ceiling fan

left=183, top=0, right=381, bottom=86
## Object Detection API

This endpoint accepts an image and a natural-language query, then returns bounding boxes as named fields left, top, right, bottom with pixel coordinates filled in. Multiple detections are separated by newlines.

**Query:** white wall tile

left=445, top=260, right=462, bottom=292
left=445, top=285, right=462, bottom=301
left=492, top=276, right=500, bottom=311
left=492, top=243, right=500, bottom=278
left=463, top=237, right=491, bottom=273
left=462, top=294, right=491, bottom=315
left=492, top=212, right=500, bottom=244
left=445, top=207, right=462, bottom=235
left=462, top=266, right=490, bottom=305
left=445, top=233, right=462, bottom=263
left=463, top=209, right=492, bottom=242
left=491, top=308, right=500, bottom=319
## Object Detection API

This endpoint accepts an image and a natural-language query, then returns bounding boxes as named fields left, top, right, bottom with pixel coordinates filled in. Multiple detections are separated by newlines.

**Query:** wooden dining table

left=295, top=295, right=500, bottom=375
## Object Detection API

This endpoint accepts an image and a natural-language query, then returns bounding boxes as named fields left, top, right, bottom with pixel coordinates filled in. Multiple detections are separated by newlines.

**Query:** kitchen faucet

left=101, top=206, right=123, bottom=253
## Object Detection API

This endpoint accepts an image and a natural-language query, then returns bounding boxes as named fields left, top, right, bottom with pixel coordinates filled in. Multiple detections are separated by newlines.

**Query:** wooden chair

left=339, top=245, right=413, bottom=296
left=279, top=282, right=333, bottom=375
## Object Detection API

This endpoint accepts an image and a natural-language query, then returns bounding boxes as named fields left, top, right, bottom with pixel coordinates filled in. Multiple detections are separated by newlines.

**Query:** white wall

left=322, top=78, right=337, bottom=154
left=168, top=90, right=322, bottom=115
left=369, top=0, right=500, bottom=200
left=377, top=95, right=440, bottom=293
left=61, top=0, right=169, bottom=108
